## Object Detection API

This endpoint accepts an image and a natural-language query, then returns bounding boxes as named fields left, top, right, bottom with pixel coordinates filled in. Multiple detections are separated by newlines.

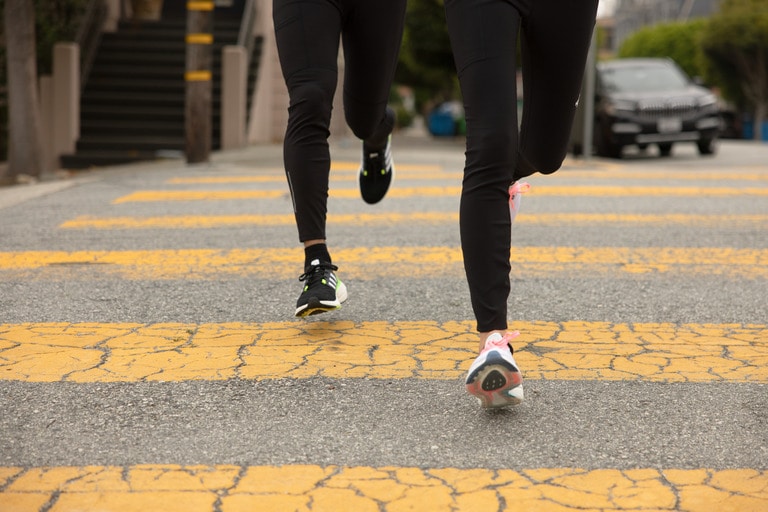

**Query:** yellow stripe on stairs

left=0, top=321, right=765, bottom=383
left=1, top=465, right=766, bottom=511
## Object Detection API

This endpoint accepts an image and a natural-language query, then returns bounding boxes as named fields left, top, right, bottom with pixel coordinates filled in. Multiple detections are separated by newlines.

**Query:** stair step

left=82, top=92, right=185, bottom=108
left=82, top=91, right=226, bottom=104
left=88, top=66, right=185, bottom=80
left=84, top=78, right=185, bottom=93
left=81, top=105, right=185, bottom=121
left=60, top=150, right=167, bottom=170
left=80, top=119, right=183, bottom=135
left=76, top=136, right=185, bottom=152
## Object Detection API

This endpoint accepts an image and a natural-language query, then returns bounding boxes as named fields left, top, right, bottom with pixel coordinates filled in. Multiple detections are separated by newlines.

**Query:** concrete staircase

left=61, top=13, right=262, bottom=169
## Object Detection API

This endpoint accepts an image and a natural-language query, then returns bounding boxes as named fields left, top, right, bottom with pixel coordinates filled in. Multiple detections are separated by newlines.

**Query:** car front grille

left=637, top=100, right=698, bottom=119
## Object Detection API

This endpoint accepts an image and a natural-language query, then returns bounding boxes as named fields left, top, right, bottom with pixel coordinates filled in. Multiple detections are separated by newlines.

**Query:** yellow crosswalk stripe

left=166, top=168, right=768, bottom=183
left=1, top=321, right=764, bottom=383
left=112, top=185, right=768, bottom=203
left=60, top=212, right=768, bottom=230
left=1, top=247, right=766, bottom=280
left=1, top=465, right=765, bottom=511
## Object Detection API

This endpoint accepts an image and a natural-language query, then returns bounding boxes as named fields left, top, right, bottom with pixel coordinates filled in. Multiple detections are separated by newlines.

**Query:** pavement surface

left=0, top=134, right=766, bottom=511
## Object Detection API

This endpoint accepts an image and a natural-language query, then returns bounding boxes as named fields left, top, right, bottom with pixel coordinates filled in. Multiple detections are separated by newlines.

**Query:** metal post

left=581, top=28, right=597, bottom=161
left=185, top=0, right=214, bottom=164
left=221, top=45, right=247, bottom=150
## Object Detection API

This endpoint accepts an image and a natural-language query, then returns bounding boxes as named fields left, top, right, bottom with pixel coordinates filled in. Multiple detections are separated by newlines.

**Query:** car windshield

left=600, top=64, right=690, bottom=93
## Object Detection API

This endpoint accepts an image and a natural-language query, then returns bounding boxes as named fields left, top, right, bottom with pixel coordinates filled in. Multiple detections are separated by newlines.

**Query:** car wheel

left=658, top=143, right=673, bottom=157
left=697, top=138, right=717, bottom=156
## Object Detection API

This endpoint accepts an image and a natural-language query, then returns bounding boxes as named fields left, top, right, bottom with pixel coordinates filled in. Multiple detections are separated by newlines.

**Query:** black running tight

left=445, top=0, right=599, bottom=332
left=273, top=0, right=406, bottom=242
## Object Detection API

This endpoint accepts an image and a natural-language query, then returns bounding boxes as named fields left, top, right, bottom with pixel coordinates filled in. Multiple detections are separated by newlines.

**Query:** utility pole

left=185, top=0, right=214, bottom=164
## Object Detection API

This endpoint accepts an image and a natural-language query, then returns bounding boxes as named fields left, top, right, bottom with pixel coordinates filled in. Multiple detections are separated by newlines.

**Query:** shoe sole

left=295, top=282, right=348, bottom=318
left=466, top=352, right=524, bottom=408
left=295, top=298, right=341, bottom=317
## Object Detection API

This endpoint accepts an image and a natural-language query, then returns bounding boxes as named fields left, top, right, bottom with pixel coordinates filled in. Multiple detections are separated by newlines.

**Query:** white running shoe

left=465, top=331, right=524, bottom=408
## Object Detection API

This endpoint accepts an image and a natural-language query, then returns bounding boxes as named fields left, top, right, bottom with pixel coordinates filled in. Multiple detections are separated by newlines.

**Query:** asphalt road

left=0, top=135, right=766, bottom=510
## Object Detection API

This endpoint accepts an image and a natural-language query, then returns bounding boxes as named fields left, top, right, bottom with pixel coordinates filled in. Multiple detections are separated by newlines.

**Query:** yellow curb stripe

left=0, top=321, right=765, bottom=383
left=112, top=186, right=768, bottom=203
left=59, top=213, right=768, bottom=230
left=1, top=247, right=766, bottom=280
left=0, top=465, right=766, bottom=512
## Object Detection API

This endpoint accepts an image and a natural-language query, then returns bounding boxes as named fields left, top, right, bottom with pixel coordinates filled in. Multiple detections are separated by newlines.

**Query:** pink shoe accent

left=509, top=181, right=531, bottom=224
left=483, top=331, right=520, bottom=353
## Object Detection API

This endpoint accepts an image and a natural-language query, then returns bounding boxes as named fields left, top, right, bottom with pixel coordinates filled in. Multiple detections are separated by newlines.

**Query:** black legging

left=273, top=0, right=406, bottom=242
left=445, top=0, right=599, bottom=332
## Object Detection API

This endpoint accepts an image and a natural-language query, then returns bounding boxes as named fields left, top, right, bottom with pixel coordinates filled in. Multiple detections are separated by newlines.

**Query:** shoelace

left=485, top=331, right=520, bottom=353
left=298, top=263, right=338, bottom=285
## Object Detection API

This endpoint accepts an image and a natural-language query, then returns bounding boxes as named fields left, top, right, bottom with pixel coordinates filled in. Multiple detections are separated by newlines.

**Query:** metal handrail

left=76, top=0, right=108, bottom=87
left=237, top=0, right=257, bottom=61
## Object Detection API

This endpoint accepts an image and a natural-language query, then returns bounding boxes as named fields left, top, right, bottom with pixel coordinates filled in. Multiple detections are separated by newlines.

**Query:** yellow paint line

left=0, top=465, right=766, bottom=512
left=330, top=161, right=444, bottom=172
left=562, top=170, right=768, bottom=181
left=1, top=247, right=766, bottom=280
left=59, top=213, right=768, bottom=230
left=112, top=190, right=286, bottom=203
left=0, top=321, right=764, bottom=383
left=167, top=169, right=768, bottom=183
left=112, top=186, right=768, bottom=203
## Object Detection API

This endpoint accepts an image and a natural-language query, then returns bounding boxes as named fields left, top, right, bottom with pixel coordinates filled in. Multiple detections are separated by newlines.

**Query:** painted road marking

left=60, top=212, right=768, bottom=230
left=0, top=321, right=764, bottom=383
left=1, top=247, right=766, bottom=280
left=0, top=465, right=765, bottom=511
left=112, top=185, right=768, bottom=203
left=166, top=169, right=768, bottom=184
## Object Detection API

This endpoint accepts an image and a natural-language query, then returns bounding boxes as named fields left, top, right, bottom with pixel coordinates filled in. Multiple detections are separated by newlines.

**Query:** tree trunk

left=3, top=0, right=46, bottom=184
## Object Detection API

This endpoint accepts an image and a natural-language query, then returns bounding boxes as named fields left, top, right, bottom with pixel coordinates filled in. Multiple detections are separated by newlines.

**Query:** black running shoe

left=295, top=259, right=348, bottom=317
left=359, top=136, right=394, bottom=204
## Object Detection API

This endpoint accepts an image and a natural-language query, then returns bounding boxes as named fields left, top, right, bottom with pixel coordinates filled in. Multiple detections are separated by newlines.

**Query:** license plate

left=658, top=117, right=682, bottom=133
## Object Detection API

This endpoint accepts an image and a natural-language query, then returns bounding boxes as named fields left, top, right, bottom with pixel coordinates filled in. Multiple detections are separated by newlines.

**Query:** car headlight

left=698, top=94, right=718, bottom=111
left=605, top=99, right=636, bottom=116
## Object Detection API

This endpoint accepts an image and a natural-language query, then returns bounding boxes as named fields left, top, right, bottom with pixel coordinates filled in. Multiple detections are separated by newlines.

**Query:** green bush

left=618, top=19, right=708, bottom=80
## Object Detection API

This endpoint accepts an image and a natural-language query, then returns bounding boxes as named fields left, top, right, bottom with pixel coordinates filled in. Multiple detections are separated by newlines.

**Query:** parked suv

left=593, top=58, right=721, bottom=158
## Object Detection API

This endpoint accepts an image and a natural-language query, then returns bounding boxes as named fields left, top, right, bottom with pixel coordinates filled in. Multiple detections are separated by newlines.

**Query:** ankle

left=478, top=330, right=506, bottom=352
left=304, top=242, right=331, bottom=270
